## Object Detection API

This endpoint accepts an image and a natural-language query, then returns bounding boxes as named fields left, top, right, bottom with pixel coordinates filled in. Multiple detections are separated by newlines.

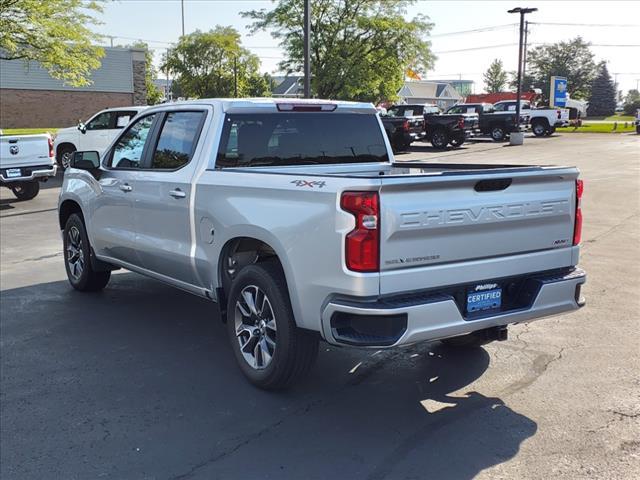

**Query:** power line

left=428, top=23, right=517, bottom=38
left=434, top=43, right=517, bottom=54
left=531, top=22, right=640, bottom=27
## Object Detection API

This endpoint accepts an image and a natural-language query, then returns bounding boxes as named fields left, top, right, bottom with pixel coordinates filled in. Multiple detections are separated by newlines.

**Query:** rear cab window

left=216, top=112, right=389, bottom=168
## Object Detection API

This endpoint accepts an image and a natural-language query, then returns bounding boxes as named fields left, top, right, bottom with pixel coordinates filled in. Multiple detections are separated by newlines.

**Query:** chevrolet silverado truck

left=1, top=132, right=57, bottom=200
left=447, top=103, right=529, bottom=141
left=494, top=100, right=569, bottom=137
left=58, top=98, right=586, bottom=390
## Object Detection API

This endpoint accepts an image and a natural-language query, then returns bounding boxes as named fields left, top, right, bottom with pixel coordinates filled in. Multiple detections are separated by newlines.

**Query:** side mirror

left=70, top=151, right=100, bottom=170
left=77, top=122, right=86, bottom=134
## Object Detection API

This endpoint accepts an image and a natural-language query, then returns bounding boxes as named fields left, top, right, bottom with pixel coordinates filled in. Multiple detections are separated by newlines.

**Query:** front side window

left=216, top=112, right=388, bottom=168
left=151, top=111, right=204, bottom=169
left=110, top=114, right=156, bottom=169
left=86, top=112, right=112, bottom=130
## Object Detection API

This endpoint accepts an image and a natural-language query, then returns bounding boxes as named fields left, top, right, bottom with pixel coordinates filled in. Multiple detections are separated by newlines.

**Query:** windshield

left=216, top=113, right=389, bottom=168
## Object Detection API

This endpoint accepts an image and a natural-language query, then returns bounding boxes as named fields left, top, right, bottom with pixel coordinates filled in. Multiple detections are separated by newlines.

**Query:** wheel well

left=58, top=200, right=83, bottom=230
left=218, top=237, right=281, bottom=294
left=56, top=142, right=76, bottom=157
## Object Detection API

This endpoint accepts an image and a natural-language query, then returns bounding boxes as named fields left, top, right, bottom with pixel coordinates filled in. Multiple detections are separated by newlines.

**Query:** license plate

left=6, top=168, right=21, bottom=178
left=467, top=287, right=502, bottom=313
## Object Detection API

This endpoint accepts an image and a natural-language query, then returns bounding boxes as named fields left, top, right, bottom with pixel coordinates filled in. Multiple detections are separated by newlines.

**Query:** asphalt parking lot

left=1, top=133, right=639, bottom=480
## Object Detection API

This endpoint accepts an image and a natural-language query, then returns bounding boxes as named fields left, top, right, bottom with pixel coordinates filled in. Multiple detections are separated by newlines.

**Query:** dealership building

left=0, top=47, right=147, bottom=129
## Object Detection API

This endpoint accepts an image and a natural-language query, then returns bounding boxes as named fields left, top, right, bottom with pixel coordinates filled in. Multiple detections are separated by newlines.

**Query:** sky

left=95, top=0, right=640, bottom=94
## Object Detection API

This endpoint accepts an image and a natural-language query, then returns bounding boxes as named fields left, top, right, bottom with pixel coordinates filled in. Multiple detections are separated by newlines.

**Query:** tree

left=128, top=42, right=163, bottom=105
left=588, top=62, right=617, bottom=117
left=162, top=27, right=269, bottom=98
left=623, top=89, right=640, bottom=115
left=483, top=59, right=508, bottom=93
left=242, top=0, right=435, bottom=103
left=511, top=37, right=596, bottom=104
left=0, top=0, right=105, bottom=86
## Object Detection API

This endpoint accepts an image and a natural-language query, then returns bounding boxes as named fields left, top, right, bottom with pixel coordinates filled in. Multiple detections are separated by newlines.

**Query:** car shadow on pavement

left=1, top=273, right=537, bottom=480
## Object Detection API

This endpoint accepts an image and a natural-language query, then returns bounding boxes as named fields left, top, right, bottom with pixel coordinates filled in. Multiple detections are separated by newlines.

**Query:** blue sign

left=550, top=76, right=567, bottom=107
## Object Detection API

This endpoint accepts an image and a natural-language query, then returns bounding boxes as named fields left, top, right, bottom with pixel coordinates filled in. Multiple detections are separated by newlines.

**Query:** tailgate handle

left=474, top=178, right=512, bottom=192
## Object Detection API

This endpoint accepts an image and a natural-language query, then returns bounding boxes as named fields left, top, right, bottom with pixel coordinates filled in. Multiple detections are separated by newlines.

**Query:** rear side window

left=150, top=111, right=205, bottom=170
left=216, top=113, right=388, bottom=168
left=114, top=111, right=138, bottom=129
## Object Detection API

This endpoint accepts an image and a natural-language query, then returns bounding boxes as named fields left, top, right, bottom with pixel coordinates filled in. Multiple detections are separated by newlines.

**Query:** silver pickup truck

left=58, top=98, right=586, bottom=389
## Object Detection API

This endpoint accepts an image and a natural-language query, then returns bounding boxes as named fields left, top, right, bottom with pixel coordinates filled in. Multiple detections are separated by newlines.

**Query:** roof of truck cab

left=156, top=97, right=377, bottom=113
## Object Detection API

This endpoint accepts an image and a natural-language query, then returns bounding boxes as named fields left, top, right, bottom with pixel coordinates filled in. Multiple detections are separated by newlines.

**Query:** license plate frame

left=466, top=287, right=502, bottom=313
left=6, top=168, right=22, bottom=178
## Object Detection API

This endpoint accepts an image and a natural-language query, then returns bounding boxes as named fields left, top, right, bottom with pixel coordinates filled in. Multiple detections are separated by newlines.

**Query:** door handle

left=119, top=183, right=132, bottom=192
left=169, top=188, right=186, bottom=199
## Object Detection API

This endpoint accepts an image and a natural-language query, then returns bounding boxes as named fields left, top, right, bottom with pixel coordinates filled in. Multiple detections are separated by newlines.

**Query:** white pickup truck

left=58, top=98, right=586, bottom=389
left=0, top=133, right=57, bottom=200
left=53, top=106, right=147, bottom=167
left=494, top=100, right=570, bottom=137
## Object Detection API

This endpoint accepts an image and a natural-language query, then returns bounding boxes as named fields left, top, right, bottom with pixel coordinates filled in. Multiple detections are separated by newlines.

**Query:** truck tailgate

left=379, top=167, right=578, bottom=287
left=0, top=134, right=52, bottom=169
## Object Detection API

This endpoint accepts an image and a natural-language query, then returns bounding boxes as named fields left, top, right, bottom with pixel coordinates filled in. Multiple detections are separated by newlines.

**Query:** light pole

left=181, top=0, right=185, bottom=37
left=508, top=7, right=537, bottom=144
left=303, top=0, right=311, bottom=98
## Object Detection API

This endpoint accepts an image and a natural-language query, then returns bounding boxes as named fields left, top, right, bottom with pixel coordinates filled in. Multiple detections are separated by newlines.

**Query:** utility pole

left=508, top=7, right=537, bottom=144
left=181, top=0, right=185, bottom=37
left=523, top=21, right=529, bottom=79
left=303, top=0, right=311, bottom=98
left=234, top=56, right=238, bottom=97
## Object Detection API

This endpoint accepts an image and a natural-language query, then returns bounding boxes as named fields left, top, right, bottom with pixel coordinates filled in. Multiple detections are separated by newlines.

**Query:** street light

left=508, top=7, right=537, bottom=144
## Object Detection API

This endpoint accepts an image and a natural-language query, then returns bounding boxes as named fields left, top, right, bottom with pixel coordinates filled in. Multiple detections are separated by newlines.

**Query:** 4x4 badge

left=291, top=180, right=326, bottom=188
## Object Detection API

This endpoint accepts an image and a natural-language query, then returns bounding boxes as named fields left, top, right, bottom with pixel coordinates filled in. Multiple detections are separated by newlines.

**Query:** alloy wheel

left=66, top=226, right=85, bottom=280
left=234, top=285, right=277, bottom=370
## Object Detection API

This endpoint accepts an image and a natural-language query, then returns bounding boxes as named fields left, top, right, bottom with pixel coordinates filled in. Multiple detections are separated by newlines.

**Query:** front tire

left=63, top=213, right=111, bottom=291
left=57, top=144, right=76, bottom=169
left=11, top=181, right=40, bottom=200
left=226, top=259, right=318, bottom=390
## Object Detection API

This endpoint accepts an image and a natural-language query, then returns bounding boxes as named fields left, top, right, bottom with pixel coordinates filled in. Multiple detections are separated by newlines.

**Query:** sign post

left=550, top=76, right=568, bottom=107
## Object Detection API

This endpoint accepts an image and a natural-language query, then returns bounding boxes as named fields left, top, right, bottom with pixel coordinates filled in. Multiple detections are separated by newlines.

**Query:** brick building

left=0, top=47, right=147, bottom=129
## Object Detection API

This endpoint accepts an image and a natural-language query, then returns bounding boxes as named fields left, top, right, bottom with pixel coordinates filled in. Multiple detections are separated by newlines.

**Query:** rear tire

left=531, top=120, right=548, bottom=137
left=636, top=125, right=640, bottom=134
left=11, top=181, right=40, bottom=200
left=490, top=125, right=506, bottom=141
left=226, top=259, right=319, bottom=390
left=449, top=133, right=465, bottom=148
left=63, top=213, right=111, bottom=291
left=431, top=128, right=449, bottom=149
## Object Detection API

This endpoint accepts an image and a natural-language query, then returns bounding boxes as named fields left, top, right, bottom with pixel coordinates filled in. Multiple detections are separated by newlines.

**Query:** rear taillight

left=573, top=179, right=584, bottom=245
left=48, top=136, right=54, bottom=159
left=402, top=120, right=410, bottom=132
left=341, top=191, right=379, bottom=272
left=457, top=117, right=465, bottom=129
left=557, top=110, right=562, bottom=119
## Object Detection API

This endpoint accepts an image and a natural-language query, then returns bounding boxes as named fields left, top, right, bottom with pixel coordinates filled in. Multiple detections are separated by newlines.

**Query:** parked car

left=380, top=104, right=432, bottom=151
left=447, top=103, right=528, bottom=141
left=53, top=106, right=147, bottom=167
left=59, top=98, right=586, bottom=389
left=0, top=132, right=57, bottom=200
left=635, top=109, right=640, bottom=134
left=423, top=109, right=479, bottom=149
left=494, top=100, right=569, bottom=137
